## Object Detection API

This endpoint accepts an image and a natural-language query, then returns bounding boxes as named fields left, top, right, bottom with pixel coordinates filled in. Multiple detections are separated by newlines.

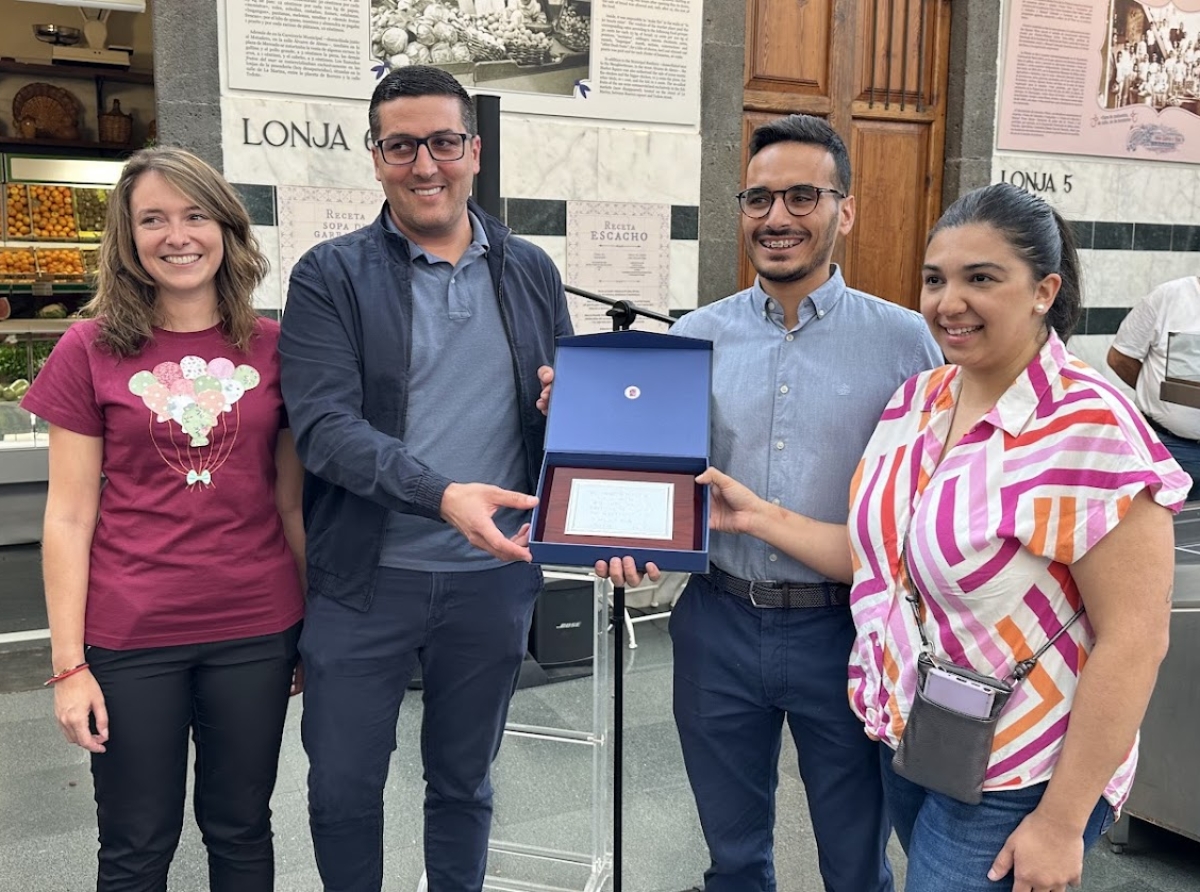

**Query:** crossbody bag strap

left=903, top=539, right=1086, bottom=686
left=1005, top=606, right=1086, bottom=684
left=901, top=544, right=934, bottom=653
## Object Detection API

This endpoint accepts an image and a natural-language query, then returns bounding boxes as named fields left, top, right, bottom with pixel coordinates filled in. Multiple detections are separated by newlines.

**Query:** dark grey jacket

left=279, top=200, right=573, bottom=609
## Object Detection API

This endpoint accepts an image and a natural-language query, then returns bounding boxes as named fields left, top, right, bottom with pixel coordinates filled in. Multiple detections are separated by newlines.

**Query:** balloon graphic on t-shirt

left=167, top=395, right=191, bottom=425
left=128, top=370, right=158, bottom=396
left=234, top=365, right=260, bottom=389
left=219, top=379, right=245, bottom=410
left=193, top=375, right=222, bottom=395
left=181, top=403, right=216, bottom=447
left=129, top=355, right=262, bottom=487
left=196, top=389, right=226, bottom=416
left=180, top=356, right=207, bottom=380
left=152, top=362, right=183, bottom=387
left=141, top=382, right=171, bottom=422
left=169, top=377, right=195, bottom=397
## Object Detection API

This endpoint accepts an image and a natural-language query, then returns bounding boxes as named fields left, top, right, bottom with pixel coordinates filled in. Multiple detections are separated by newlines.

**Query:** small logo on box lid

left=624, top=385, right=641, bottom=400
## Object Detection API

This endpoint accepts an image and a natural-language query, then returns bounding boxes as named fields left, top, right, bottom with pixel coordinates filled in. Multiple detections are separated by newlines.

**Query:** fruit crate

left=27, top=184, right=79, bottom=242
left=33, top=247, right=86, bottom=282
left=74, top=188, right=111, bottom=241
left=81, top=246, right=100, bottom=277
left=3, top=184, right=33, bottom=241
left=0, top=248, right=37, bottom=284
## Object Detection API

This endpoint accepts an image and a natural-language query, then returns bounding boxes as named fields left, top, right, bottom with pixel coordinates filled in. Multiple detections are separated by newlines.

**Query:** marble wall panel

left=596, top=128, right=702, bottom=206
left=251, top=225, right=282, bottom=311
left=992, top=152, right=1200, bottom=224
left=1138, top=253, right=1200, bottom=294
left=1116, top=164, right=1200, bottom=226
left=1069, top=335, right=1126, bottom=392
left=991, top=155, right=1114, bottom=220
left=499, top=117, right=599, bottom=201
left=669, top=241, right=700, bottom=312
left=1079, top=248, right=1157, bottom=308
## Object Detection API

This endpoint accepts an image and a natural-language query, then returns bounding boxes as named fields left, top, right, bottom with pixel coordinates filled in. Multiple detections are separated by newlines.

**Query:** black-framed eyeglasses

left=374, top=132, right=471, bottom=166
left=736, top=184, right=846, bottom=218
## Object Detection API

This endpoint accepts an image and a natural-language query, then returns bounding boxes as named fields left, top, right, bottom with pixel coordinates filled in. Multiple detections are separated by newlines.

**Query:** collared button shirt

left=847, top=332, right=1189, bottom=808
left=670, top=266, right=941, bottom=582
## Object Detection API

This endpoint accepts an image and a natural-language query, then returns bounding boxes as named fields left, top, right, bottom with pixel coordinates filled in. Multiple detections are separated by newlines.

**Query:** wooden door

left=741, top=0, right=953, bottom=310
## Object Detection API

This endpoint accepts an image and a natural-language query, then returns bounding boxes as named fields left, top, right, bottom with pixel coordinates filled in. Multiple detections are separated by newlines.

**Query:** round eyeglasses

left=736, top=184, right=846, bottom=219
left=374, top=133, right=470, bottom=166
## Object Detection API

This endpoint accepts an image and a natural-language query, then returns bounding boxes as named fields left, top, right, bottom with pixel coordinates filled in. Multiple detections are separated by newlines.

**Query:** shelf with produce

left=0, top=290, right=89, bottom=323
left=0, top=248, right=97, bottom=284
left=0, top=327, right=54, bottom=446
left=4, top=183, right=110, bottom=241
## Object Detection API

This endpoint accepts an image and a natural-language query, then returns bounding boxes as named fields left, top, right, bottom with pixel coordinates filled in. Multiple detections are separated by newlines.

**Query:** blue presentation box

left=530, top=330, right=712, bottom=573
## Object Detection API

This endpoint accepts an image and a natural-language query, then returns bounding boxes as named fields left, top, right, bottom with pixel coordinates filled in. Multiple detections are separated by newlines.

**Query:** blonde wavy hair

left=85, top=147, right=269, bottom=357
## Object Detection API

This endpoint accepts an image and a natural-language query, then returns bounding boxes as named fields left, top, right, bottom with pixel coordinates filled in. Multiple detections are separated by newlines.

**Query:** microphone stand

left=565, top=284, right=676, bottom=332
left=562, top=284, right=673, bottom=892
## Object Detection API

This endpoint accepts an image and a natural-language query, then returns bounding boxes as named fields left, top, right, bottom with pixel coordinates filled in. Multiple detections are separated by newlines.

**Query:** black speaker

left=529, top=578, right=594, bottom=667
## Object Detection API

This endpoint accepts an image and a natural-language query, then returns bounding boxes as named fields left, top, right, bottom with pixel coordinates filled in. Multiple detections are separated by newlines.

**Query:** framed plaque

left=535, top=467, right=703, bottom=554
left=529, top=330, right=712, bottom=572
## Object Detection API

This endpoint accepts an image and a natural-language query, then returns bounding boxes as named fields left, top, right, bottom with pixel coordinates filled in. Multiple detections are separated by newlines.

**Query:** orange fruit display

left=4, top=185, right=32, bottom=239
left=29, top=184, right=78, bottom=240
left=35, top=247, right=84, bottom=278
left=0, top=248, right=36, bottom=279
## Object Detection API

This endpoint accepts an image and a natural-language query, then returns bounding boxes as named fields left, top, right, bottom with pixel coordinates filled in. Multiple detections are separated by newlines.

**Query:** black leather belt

left=704, top=564, right=850, bottom=609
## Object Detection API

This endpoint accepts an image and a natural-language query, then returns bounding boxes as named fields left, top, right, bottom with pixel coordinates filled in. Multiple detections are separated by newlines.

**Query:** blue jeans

left=670, top=574, right=893, bottom=892
left=879, top=743, right=1114, bottom=892
left=299, top=562, right=542, bottom=892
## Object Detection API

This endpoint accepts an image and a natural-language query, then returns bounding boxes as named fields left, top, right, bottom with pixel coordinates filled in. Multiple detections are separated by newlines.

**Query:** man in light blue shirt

left=574, top=116, right=942, bottom=892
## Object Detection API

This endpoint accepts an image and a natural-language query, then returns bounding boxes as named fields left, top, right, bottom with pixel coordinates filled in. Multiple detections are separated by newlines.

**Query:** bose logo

left=556, top=622, right=583, bottom=630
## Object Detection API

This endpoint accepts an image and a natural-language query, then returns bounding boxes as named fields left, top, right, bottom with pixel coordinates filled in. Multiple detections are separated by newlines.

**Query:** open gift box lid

left=530, top=330, right=712, bottom=573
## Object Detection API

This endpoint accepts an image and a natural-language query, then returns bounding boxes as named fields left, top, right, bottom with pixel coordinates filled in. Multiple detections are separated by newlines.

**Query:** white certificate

left=564, top=479, right=675, bottom=541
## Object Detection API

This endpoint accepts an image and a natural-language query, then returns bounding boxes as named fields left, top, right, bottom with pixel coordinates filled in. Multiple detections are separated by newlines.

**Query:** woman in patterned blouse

left=697, top=183, right=1188, bottom=892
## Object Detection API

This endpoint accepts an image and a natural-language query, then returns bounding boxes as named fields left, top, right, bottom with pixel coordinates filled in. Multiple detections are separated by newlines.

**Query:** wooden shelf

left=0, top=282, right=94, bottom=293
left=0, top=57, right=153, bottom=158
left=0, top=58, right=152, bottom=85
left=0, top=137, right=135, bottom=158
left=4, top=240, right=102, bottom=249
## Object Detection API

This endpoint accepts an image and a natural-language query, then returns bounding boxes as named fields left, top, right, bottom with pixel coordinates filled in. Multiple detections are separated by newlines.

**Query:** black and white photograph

left=369, top=0, right=591, bottom=96
left=1105, top=0, right=1200, bottom=112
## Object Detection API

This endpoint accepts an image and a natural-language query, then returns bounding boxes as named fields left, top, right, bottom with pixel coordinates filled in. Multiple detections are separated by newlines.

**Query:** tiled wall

left=237, top=191, right=699, bottom=319
left=990, top=152, right=1200, bottom=385
left=221, top=96, right=702, bottom=316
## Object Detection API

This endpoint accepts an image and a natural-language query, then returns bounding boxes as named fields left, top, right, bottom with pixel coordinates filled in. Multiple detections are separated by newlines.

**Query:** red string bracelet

left=44, top=662, right=89, bottom=686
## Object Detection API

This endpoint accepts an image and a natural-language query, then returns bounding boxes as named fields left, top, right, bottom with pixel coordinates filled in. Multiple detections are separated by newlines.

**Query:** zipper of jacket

left=492, top=230, right=537, bottom=490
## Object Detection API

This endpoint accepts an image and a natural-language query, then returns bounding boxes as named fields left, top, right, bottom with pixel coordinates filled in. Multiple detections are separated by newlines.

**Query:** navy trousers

left=670, top=574, right=894, bottom=892
left=299, top=562, right=542, bottom=892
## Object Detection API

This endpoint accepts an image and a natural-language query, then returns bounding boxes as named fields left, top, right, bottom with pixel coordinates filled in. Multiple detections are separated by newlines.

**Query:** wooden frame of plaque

left=534, top=466, right=703, bottom=553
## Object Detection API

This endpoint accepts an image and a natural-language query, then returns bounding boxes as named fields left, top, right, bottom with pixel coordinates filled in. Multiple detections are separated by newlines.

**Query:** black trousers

left=86, top=624, right=300, bottom=892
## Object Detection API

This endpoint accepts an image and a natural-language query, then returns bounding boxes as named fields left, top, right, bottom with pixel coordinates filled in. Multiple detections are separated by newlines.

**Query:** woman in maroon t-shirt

left=22, top=147, right=305, bottom=892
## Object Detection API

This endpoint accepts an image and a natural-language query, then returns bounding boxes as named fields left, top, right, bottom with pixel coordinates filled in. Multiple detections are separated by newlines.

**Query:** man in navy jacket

left=279, top=66, right=572, bottom=892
